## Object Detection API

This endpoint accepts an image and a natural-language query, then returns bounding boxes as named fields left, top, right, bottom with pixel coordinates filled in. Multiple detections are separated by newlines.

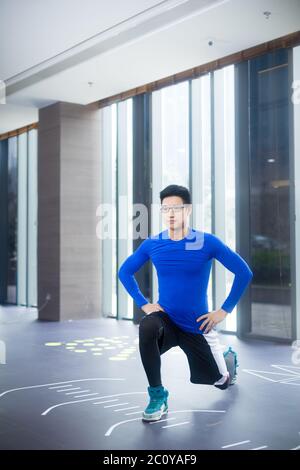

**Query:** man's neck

left=168, top=225, right=190, bottom=241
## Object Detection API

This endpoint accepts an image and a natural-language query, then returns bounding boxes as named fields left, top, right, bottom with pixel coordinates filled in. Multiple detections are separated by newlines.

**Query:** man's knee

left=139, top=313, right=162, bottom=340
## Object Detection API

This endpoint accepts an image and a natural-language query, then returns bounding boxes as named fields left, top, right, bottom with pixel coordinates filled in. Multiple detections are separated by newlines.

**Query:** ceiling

left=0, top=0, right=300, bottom=133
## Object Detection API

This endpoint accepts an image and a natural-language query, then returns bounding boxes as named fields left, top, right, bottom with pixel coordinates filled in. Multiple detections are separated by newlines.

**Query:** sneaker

left=223, top=346, right=239, bottom=385
left=142, top=385, right=169, bottom=422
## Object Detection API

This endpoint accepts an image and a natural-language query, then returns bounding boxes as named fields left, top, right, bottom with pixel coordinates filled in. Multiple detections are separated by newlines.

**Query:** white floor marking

left=279, top=376, right=300, bottom=384
left=243, top=370, right=296, bottom=383
left=65, top=389, right=89, bottom=395
left=105, top=409, right=226, bottom=436
left=251, top=446, right=268, bottom=450
left=42, top=391, right=147, bottom=416
left=271, top=365, right=300, bottom=375
left=162, top=421, right=190, bottom=429
left=243, top=364, right=300, bottom=385
left=93, top=399, right=119, bottom=405
left=73, top=393, right=99, bottom=398
left=104, top=402, right=129, bottom=408
left=125, top=411, right=143, bottom=416
left=222, top=440, right=251, bottom=449
left=105, top=417, right=148, bottom=435
left=149, top=418, right=176, bottom=425
left=0, top=378, right=125, bottom=399
left=114, top=406, right=140, bottom=412
left=60, top=388, right=82, bottom=393
left=49, top=385, right=74, bottom=390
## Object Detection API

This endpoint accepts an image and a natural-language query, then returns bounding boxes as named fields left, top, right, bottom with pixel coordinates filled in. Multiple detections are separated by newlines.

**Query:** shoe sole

left=142, top=404, right=168, bottom=422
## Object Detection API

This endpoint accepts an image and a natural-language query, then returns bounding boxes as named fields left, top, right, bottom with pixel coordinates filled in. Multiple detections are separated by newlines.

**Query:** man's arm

left=209, top=233, right=253, bottom=313
left=118, top=239, right=150, bottom=308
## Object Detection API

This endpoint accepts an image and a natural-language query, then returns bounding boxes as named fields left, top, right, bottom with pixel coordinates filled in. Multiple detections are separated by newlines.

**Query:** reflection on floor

left=0, top=306, right=299, bottom=450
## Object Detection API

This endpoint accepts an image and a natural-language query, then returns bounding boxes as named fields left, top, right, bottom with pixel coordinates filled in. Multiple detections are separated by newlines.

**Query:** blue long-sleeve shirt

left=118, top=227, right=253, bottom=334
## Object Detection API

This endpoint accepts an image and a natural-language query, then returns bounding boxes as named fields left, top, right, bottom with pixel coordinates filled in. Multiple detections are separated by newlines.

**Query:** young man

left=118, top=184, right=253, bottom=422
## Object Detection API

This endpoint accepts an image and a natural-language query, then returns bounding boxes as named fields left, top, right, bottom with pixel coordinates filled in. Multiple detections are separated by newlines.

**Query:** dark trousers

left=138, top=310, right=223, bottom=387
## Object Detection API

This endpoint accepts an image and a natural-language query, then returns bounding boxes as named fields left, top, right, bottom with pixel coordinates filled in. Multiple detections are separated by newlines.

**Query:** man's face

left=160, top=196, right=192, bottom=230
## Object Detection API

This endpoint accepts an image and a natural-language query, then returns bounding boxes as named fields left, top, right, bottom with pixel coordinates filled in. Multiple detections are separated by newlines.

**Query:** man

left=118, top=184, right=253, bottom=422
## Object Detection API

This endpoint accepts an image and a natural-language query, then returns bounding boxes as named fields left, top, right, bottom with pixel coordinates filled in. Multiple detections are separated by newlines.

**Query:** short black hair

left=160, top=184, right=191, bottom=205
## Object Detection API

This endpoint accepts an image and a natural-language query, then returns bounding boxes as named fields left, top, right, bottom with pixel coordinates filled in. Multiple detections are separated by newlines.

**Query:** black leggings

left=138, top=310, right=222, bottom=387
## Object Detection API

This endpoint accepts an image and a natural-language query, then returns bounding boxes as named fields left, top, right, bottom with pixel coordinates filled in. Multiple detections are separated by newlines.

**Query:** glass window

left=249, top=50, right=291, bottom=339
left=161, top=82, right=189, bottom=189
left=101, top=99, right=133, bottom=319
left=191, top=73, right=213, bottom=310
left=213, top=65, right=236, bottom=332
left=101, top=104, right=117, bottom=318
left=117, top=99, right=134, bottom=319
left=27, top=129, right=38, bottom=307
left=17, top=132, right=27, bottom=305
left=151, top=81, right=190, bottom=301
left=7, top=137, right=18, bottom=304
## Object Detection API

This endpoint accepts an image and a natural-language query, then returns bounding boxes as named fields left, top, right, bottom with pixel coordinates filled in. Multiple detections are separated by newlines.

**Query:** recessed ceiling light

left=267, top=158, right=275, bottom=163
left=263, top=11, right=271, bottom=19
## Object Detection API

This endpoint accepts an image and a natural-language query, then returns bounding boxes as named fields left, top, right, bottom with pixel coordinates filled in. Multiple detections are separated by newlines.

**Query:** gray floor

left=0, top=306, right=299, bottom=450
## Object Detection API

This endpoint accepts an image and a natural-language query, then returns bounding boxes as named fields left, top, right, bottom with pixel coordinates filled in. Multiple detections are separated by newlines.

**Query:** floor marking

left=65, top=389, right=89, bottom=395
left=73, top=393, right=99, bottom=398
left=279, top=376, right=300, bottom=384
left=114, top=406, right=140, bottom=412
left=162, top=421, right=190, bottom=429
left=0, top=378, right=125, bottom=399
left=243, top=367, right=300, bottom=385
left=149, top=418, right=176, bottom=425
left=93, top=399, right=119, bottom=405
left=222, top=440, right=251, bottom=449
left=104, top=402, right=129, bottom=408
left=251, top=446, right=268, bottom=450
left=49, top=385, right=74, bottom=390
left=246, top=369, right=297, bottom=376
left=271, top=365, right=300, bottom=375
left=42, top=391, right=147, bottom=416
left=105, top=409, right=226, bottom=436
left=125, top=411, right=143, bottom=416
left=243, top=370, right=292, bottom=383
left=60, top=388, right=82, bottom=393
left=105, top=417, right=147, bottom=435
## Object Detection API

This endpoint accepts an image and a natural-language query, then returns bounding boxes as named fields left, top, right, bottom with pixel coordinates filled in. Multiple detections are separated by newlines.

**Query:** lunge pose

left=118, top=185, right=253, bottom=421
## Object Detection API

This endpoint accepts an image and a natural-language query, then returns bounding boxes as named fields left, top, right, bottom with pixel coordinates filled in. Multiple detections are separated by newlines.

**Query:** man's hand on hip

left=196, top=309, right=228, bottom=333
left=141, top=303, right=165, bottom=315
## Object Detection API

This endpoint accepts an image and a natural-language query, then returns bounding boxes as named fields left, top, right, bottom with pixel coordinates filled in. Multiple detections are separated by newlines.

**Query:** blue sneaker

left=223, top=347, right=239, bottom=385
left=142, top=385, right=169, bottom=422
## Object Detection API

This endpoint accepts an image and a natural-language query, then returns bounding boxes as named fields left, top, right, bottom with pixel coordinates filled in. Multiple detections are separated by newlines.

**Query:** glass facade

left=0, top=129, right=38, bottom=307
left=101, top=99, right=133, bottom=319
left=100, top=47, right=296, bottom=341
left=7, top=137, right=18, bottom=304
left=249, top=50, right=291, bottom=339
